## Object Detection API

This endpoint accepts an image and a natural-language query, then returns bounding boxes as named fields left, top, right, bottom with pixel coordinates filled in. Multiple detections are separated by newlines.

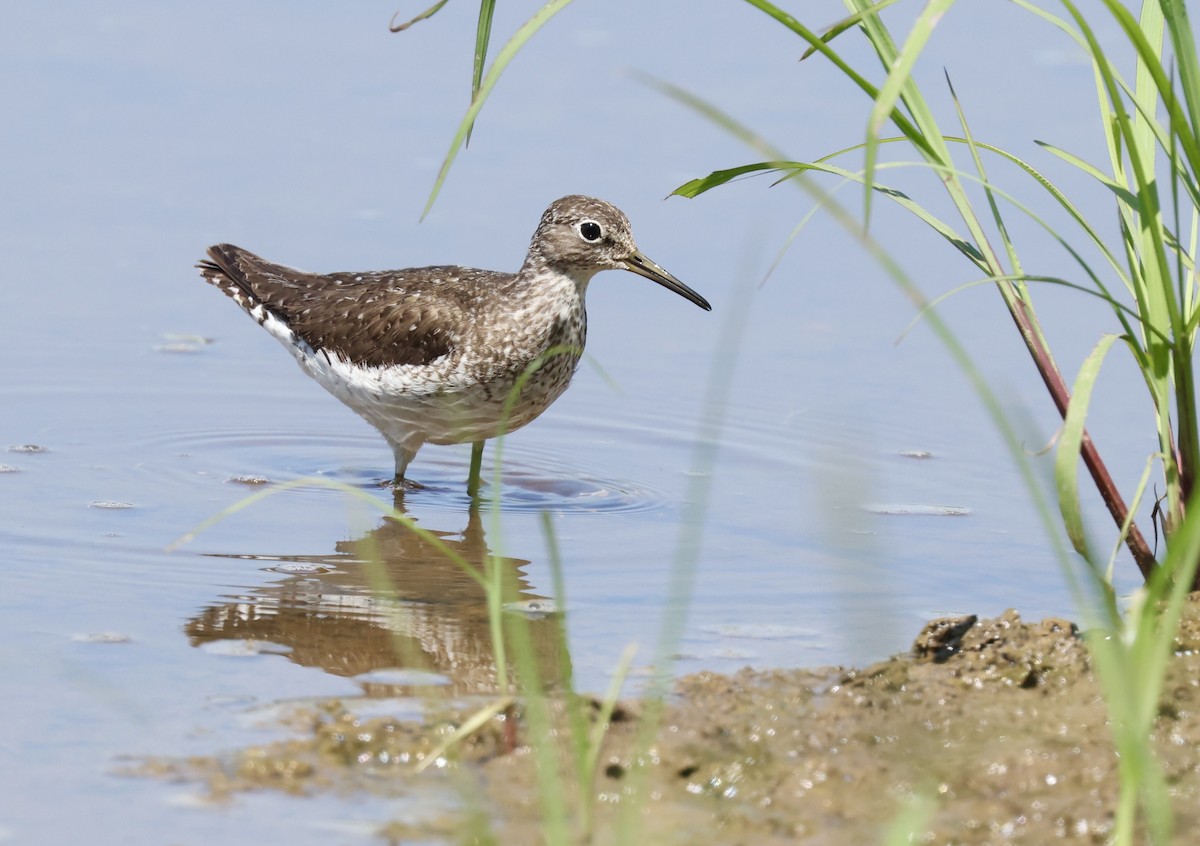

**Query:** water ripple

left=133, top=425, right=672, bottom=516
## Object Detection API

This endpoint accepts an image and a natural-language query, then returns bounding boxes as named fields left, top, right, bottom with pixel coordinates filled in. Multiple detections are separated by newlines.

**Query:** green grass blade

left=1163, top=0, right=1200, bottom=136
left=674, top=159, right=987, bottom=269
left=832, top=133, right=1136, bottom=293
left=1064, top=2, right=1176, bottom=334
left=740, top=0, right=937, bottom=159
left=504, top=621, right=570, bottom=843
left=582, top=642, right=637, bottom=798
left=388, top=0, right=452, bottom=32
left=780, top=160, right=989, bottom=268
left=798, top=176, right=1078, bottom=583
left=1008, top=0, right=1085, bottom=45
left=539, top=510, right=598, bottom=835
left=167, top=476, right=491, bottom=588
left=884, top=792, right=936, bottom=846
left=423, top=0, right=577, bottom=217
left=1069, top=0, right=1198, bottom=532
left=1013, top=0, right=1200, bottom=215
left=640, top=71, right=994, bottom=279
left=760, top=189, right=844, bottom=286
left=1136, top=494, right=1200, bottom=747
left=863, top=0, right=956, bottom=226
left=1107, top=454, right=1158, bottom=581
left=900, top=274, right=1162, bottom=349
left=1036, top=141, right=1142, bottom=213
left=943, top=137, right=1136, bottom=298
left=630, top=70, right=788, bottom=161
left=1099, top=0, right=1200, bottom=175
left=1132, top=2, right=1165, bottom=197
left=665, top=2, right=1156, bottom=574
left=672, top=161, right=802, bottom=197
left=414, top=695, right=515, bottom=773
left=1037, top=138, right=1164, bottom=364
left=616, top=234, right=762, bottom=843
left=654, top=51, right=1136, bottom=301
left=944, top=69, right=1024, bottom=295
left=800, top=0, right=903, bottom=61
left=1088, top=481, right=1200, bottom=842
left=1055, top=333, right=1121, bottom=559
left=1183, top=195, right=1200, bottom=332
left=466, top=0, right=497, bottom=146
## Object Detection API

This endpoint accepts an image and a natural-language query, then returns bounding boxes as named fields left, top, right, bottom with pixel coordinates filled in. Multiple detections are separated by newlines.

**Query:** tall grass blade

left=615, top=235, right=760, bottom=843
left=1108, top=455, right=1159, bottom=581
left=674, top=159, right=988, bottom=269
left=580, top=641, right=637, bottom=835
left=650, top=64, right=1136, bottom=311
left=414, top=696, right=515, bottom=774
left=1055, top=333, right=1120, bottom=560
left=945, top=70, right=1025, bottom=295
left=630, top=71, right=787, bottom=161
left=862, top=0, right=955, bottom=227
left=739, top=0, right=936, bottom=158
left=1163, top=1, right=1200, bottom=138
left=389, top=0, right=451, bottom=32
left=466, top=0, right=496, bottom=146
left=423, top=0, right=577, bottom=217
left=1035, top=141, right=1142, bottom=216
left=504, top=607, right=571, bottom=844
left=539, top=511, right=590, bottom=798
left=1087, top=483, right=1200, bottom=843
left=800, top=0, right=903, bottom=61
left=883, top=791, right=936, bottom=846
left=167, top=477, right=489, bottom=588
left=1100, top=0, right=1200, bottom=170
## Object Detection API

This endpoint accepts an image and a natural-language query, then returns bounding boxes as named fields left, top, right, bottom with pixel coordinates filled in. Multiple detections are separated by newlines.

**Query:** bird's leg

left=387, top=437, right=423, bottom=489
left=466, top=441, right=485, bottom=498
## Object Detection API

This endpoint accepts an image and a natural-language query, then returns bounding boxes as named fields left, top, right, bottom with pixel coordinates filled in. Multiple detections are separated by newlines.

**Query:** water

left=2, top=2, right=1150, bottom=842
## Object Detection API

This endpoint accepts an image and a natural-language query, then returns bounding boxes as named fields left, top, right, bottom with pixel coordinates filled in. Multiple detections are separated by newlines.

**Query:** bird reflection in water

left=185, top=492, right=568, bottom=696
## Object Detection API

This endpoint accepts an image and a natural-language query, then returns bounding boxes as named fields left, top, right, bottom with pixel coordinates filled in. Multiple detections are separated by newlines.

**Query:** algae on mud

left=132, top=605, right=1200, bottom=843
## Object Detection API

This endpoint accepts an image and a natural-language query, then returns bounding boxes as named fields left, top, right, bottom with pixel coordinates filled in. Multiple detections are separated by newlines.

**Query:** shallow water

left=2, top=2, right=1151, bottom=843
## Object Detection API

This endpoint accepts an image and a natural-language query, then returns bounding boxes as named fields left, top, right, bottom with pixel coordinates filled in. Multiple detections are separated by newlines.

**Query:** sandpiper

left=198, top=195, right=711, bottom=488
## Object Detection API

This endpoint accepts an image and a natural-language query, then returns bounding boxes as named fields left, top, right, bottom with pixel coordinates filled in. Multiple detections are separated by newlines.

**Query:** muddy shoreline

left=137, top=605, right=1200, bottom=843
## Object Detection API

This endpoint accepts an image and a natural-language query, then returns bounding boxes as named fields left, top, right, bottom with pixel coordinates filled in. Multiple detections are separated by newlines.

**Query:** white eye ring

left=577, top=220, right=603, bottom=242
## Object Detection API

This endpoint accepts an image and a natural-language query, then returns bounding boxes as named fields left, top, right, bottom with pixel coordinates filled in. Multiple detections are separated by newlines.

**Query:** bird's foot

left=381, top=476, right=425, bottom=491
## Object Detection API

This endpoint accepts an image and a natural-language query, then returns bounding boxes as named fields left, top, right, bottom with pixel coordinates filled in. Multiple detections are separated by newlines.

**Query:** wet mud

left=135, top=605, right=1200, bottom=843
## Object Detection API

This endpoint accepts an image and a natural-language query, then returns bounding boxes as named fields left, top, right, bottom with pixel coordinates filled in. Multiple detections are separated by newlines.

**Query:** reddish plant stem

left=1006, top=294, right=1158, bottom=581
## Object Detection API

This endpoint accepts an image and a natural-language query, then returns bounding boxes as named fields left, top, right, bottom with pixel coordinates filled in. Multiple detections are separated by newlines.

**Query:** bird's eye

left=578, top=221, right=603, bottom=242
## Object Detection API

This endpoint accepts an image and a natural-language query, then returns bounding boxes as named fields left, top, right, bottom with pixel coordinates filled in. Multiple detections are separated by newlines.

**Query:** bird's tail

left=197, top=244, right=265, bottom=319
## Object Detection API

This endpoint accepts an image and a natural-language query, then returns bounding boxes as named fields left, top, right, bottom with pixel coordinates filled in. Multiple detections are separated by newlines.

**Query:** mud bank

left=138, top=606, right=1200, bottom=843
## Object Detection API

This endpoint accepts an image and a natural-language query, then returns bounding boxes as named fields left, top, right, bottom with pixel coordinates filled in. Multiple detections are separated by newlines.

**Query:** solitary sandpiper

left=198, top=195, right=711, bottom=489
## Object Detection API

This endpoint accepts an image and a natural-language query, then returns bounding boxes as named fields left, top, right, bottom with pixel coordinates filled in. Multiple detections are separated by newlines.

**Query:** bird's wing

left=199, top=245, right=502, bottom=368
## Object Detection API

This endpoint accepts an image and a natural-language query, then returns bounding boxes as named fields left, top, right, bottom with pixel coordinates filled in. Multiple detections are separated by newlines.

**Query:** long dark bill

left=623, top=251, right=712, bottom=311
